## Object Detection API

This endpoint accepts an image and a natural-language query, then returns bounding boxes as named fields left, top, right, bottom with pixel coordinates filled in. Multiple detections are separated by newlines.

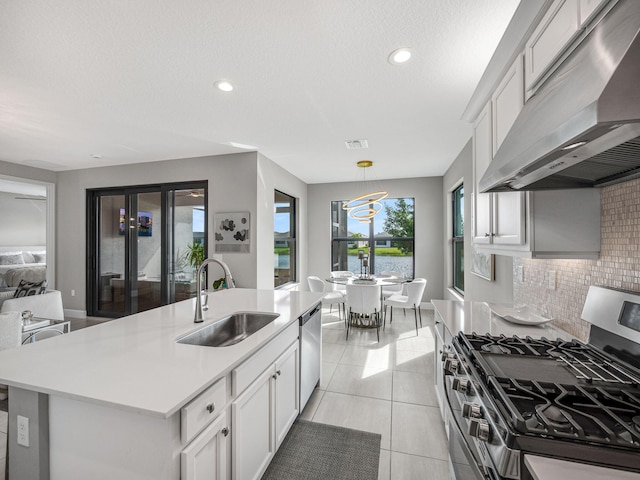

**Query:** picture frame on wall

left=214, top=212, right=250, bottom=253
left=471, top=245, right=494, bottom=281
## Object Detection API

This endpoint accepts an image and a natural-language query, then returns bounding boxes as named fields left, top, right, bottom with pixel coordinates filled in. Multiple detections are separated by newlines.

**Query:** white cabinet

left=525, top=0, right=580, bottom=92
left=477, top=189, right=600, bottom=258
left=472, top=102, right=493, bottom=245
left=232, top=367, right=274, bottom=480
left=181, top=411, right=229, bottom=480
left=274, top=342, right=299, bottom=448
left=232, top=338, right=299, bottom=480
left=492, top=56, right=524, bottom=155
left=181, top=378, right=230, bottom=480
left=579, top=0, right=607, bottom=25
left=473, top=83, right=525, bottom=248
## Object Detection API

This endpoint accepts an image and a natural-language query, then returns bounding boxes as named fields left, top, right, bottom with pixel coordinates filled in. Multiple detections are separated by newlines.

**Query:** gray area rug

left=262, top=420, right=381, bottom=480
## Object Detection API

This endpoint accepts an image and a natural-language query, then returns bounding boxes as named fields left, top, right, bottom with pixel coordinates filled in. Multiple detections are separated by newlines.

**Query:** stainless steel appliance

left=443, top=286, right=640, bottom=479
left=299, top=302, right=321, bottom=412
left=480, top=0, right=640, bottom=192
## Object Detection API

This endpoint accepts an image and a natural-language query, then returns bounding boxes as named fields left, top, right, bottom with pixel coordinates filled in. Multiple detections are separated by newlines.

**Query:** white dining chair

left=345, top=283, right=382, bottom=342
left=308, top=276, right=345, bottom=321
left=379, top=271, right=404, bottom=300
left=384, top=278, right=427, bottom=335
left=329, top=271, right=353, bottom=298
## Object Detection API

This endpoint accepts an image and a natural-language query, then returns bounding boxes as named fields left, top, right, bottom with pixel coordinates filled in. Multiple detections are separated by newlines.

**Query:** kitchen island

left=0, top=288, right=323, bottom=480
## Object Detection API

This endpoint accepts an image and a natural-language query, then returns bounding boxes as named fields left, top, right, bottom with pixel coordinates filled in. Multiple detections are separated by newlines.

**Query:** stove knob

left=452, top=378, right=475, bottom=396
left=468, top=419, right=491, bottom=442
left=441, top=351, right=454, bottom=362
left=462, top=402, right=482, bottom=419
left=443, top=358, right=459, bottom=375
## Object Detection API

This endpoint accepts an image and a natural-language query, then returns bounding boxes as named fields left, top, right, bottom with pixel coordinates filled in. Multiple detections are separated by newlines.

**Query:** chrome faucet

left=194, top=258, right=236, bottom=323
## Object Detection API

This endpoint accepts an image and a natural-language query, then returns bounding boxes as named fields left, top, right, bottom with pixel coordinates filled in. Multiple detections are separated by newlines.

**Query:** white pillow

left=0, top=252, right=25, bottom=266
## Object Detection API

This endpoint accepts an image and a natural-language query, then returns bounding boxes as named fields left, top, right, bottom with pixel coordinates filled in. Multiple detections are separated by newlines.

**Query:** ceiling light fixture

left=215, top=80, right=234, bottom=92
left=388, top=48, right=412, bottom=65
left=342, top=160, right=388, bottom=224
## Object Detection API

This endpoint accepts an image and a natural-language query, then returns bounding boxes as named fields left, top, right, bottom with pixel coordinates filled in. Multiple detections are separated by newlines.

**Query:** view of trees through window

left=331, top=198, right=414, bottom=278
left=452, top=184, right=464, bottom=294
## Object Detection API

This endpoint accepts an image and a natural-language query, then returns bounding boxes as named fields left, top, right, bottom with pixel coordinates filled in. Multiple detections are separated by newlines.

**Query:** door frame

left=86, top=181, right=207, bottom=318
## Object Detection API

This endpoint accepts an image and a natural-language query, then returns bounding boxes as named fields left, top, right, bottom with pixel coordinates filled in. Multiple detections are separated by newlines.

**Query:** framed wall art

left=214, top=212, right=250, bottom=253
left=471, top=245, right=494, bottom=281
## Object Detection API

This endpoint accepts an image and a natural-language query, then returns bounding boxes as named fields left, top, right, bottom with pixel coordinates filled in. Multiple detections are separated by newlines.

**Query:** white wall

left=442, top=140, right=513, bottom=303
left=308, top=177, right=444, bottom=303
left=0, top=191, right=47, bottom=246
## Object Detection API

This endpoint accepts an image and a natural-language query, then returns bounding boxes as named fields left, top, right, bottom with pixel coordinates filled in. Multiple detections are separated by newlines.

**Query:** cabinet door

left=274, top=342, right=299, bottom=448
left=525, top=0, right=580, bottom=91
left=232, top=368, right=274, bottom=480
left=181, top=411, right=228, bottom=480
left=492, top=192, right=525, bottom=245
left=579, top=0, right=606, bottom=25
left=472, top=102, right=493, bottom=244
left=492, top=55, right=523, bottom=155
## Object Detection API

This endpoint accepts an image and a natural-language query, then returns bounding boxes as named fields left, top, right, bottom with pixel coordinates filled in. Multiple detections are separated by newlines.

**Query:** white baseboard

left=64, top=309, right=87, bottom=319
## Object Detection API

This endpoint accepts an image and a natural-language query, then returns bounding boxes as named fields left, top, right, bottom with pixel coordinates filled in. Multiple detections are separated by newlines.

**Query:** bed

left=0, top=246, right=47, bottom=288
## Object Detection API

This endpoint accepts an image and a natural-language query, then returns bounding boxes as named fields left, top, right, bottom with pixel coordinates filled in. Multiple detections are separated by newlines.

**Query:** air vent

left=345, top=139, right=369, bottom=150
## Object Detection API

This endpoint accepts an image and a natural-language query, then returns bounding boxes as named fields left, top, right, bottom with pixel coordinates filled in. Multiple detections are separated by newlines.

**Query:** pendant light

left=342, top=160, right=388, bottom=223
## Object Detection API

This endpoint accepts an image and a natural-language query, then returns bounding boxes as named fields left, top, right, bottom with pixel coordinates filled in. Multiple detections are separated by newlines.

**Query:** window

left=452, top=184, right=464, bottom=294
left=331, top=198, right=414, bottom=278
left=274, top=190, right=296, bottom=287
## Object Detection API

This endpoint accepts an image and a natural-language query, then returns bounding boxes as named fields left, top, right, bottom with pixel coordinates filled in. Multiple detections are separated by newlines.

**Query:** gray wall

left=307, top=177, right=444, bottom=303
left=55, top=152, right=308, bottom=311
left=442, top=140, right=513, bottom=303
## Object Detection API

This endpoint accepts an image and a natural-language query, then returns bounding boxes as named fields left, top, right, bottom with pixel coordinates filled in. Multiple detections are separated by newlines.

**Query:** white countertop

left=0, top=288, right=323, bottom=418
left=431, top=299, right=573, bottom=340
left=525, top=455, right=640, bottom=480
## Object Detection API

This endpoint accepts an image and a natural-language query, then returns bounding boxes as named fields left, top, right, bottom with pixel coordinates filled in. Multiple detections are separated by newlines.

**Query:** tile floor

left=300, top=306, right=449, bottom=480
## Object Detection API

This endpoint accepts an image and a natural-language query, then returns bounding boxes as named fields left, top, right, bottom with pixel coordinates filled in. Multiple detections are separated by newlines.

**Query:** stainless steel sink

left=177, top=312, right=280, bottom=347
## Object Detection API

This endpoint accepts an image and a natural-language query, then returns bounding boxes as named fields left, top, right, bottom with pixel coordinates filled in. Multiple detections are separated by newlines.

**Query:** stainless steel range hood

left=480, top=0, right=640, bottom=192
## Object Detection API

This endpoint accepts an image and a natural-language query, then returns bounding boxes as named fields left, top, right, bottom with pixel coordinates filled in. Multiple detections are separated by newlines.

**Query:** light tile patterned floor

left=300, top=307, right=449, bottom=480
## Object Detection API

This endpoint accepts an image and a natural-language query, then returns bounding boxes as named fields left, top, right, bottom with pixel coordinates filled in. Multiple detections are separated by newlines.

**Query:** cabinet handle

left=276, top=370, right=281, bottom=376
left=206, top=403, right=215, bottom=414
left=221, top=427, right=229, bottom=437
left=272, top=374, right=278, bottom=380
left=484, top=233, right=491, bottom=237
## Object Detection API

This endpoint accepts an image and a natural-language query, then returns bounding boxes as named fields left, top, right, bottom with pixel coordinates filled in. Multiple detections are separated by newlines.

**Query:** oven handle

left=444, top=374, right=488, bottom=478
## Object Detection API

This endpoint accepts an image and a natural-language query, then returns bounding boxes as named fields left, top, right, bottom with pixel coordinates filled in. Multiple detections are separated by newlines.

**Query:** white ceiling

left=0, top=0, right=519, bottom=184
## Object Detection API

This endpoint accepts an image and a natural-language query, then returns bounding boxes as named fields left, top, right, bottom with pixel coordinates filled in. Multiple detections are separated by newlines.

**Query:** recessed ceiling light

left=388, top=48, right=412, bottom=65
left=91, top=154, right=103, bottom=159
left=215, top=80, right=234, bottom=92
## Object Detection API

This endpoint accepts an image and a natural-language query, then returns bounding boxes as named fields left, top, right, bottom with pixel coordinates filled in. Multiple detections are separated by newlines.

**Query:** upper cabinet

left=471, top=33, right=600, bottom=258
left=472, top=56, right=526, bottom=248
left=525, top=0, right=608, bottom=94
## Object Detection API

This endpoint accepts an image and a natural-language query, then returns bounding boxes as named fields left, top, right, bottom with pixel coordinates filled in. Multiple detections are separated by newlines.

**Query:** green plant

left=212, top=277, right=226, bottom=290
left=185, top=241, right=205, bottom=269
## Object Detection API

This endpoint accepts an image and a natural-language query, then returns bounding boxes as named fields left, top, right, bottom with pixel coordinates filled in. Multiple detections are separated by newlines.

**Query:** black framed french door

left=87, top=181, right=207, bottom=318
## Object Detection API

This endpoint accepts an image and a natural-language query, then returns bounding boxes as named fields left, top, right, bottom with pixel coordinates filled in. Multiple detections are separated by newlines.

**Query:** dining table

left=326, top=274, right=411, bottom=329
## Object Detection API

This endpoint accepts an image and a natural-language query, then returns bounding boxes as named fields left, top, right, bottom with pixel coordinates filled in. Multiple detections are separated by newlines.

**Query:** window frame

left=452, top=183, right=464, bottom=295
left=274, top=190, right=297, bottom=288
left=330, top=198, right=415, bottom=278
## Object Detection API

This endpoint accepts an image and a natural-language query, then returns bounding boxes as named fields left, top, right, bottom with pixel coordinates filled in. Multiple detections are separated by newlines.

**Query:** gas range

left=444, top=287, right=640, bottom=479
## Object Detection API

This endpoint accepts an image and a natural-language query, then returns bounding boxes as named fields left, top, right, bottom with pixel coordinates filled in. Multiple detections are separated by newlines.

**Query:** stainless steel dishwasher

left=299, top=302, right=321, bottom=412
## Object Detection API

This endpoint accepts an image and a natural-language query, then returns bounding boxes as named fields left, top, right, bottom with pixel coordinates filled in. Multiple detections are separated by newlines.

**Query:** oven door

left=448, top=417, right=488, bottom=480
left=444, top=377, right=488, bottom=480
